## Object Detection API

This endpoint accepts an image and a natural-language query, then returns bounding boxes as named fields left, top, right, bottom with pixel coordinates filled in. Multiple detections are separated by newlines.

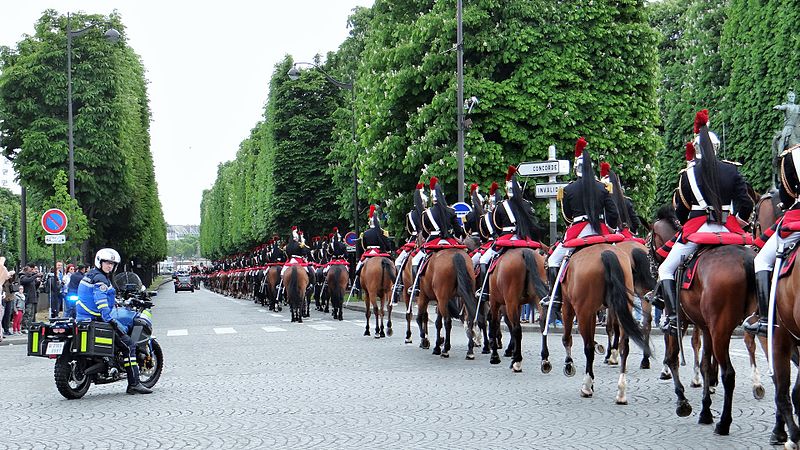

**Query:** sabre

left=406, top=256, right=427, bottom=315
left=346, top=275, right=359, bottom=305
left=675, top=258, right=686, bottom=367
left=767, top=242, right=784, bottom=377
left=473, top=255, right=495, bottom=324
left=543, top=255, right=570, bottom=336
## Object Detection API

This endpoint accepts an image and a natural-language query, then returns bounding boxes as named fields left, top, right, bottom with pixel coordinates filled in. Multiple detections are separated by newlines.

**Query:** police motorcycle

left=27, top=272, right=163, bottom=399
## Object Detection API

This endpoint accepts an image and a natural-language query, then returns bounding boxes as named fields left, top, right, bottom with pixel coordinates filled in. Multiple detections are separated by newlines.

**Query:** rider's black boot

left=660, top=279, right=678, bottom=336
left=743, top=270, right=772, bottom=337
left=540, top=267, right=562, bottom=308
left=125, top=363, right=153, bottom=395
left=644, top=282, right=665, bottom=310
left=475, top=263, right=490, bottom=302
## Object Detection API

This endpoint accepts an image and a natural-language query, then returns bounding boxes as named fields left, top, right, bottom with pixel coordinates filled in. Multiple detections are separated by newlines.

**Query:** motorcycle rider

left=77, top=248, right=152, bottom=395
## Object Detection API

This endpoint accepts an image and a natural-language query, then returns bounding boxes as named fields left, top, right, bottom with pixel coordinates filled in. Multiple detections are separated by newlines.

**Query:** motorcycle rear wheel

left=140, top=339, right=163, bottom=388
left=54, top=356, right=91, bottom=400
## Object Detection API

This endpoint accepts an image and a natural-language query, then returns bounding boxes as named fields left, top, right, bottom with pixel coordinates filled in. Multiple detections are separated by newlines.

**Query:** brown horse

left=281, top=265, right=309, bottom=323
left=415, top=248, right=479, bottom=359
left=265, top=266, right=283, bottom=312
left=487, top=247, right=549, bottom=372
left=325, top=264, right=349, bottom=321
left=752, top=188, right=782, bottom=240
left=650, top=217, right=758, bottom=436
left=360, top=256, right=395, bottom=338
left=541, top=244, right=650, bottom=404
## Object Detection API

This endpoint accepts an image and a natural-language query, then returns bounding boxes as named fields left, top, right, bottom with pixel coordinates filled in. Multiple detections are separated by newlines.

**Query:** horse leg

left=465, top=315, right=476, bottom=361
left=386, top=294, right=392, bottom=337
left=666, top=333, right=692, bottom=417
left=577, top=309, right=595, bottom=398
left=405, top=305, right=413, bottom=344
left=660, top=334, right=673, bottom=380
left=690, top=326, right=703, bottom=388
left=363, top=294, right=371, bottom=336
left=711, top=331, right=735, bottom=436
left=489, top=304, right=502, bottom=365
left=640, top=298, right=652, bottom=369
left=743, top=330, right=766, bottom=400
left=481, top=304, right=491, bottom=354
left=374, top=303, right=381, bottom=338
left=772, top=329, right=795, bottom=446
left=562, top=301, right=576, bottom=378
left=698, top=331, right=715, bottom=425
left=432, top=313, right=443, bottom=355
left=503, top=313, right=514, bottom=358
left=417, top=297, right=430, bottom=349
left=615, top=330, right=630, bottom=405
left=442, top=315, right=452, bottom=358
left=510, top=311, right=523, bottom=373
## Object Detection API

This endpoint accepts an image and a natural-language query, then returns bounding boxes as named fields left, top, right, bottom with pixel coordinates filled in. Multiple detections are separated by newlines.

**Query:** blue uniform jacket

left=76, top=268, right=116, bottom=322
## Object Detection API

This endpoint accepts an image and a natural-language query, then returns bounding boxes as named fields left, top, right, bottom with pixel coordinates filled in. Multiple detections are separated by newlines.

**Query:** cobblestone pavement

left=0, top=284, right=782, bottom=449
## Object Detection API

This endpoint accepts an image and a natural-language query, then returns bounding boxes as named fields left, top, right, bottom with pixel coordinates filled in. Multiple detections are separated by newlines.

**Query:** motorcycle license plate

left=45, top=342, right=65, bottom=355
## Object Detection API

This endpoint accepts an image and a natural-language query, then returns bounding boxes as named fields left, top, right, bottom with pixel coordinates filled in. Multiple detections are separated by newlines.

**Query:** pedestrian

left=0, top=257, right=14, bottom=338
left=20, top=263, right=41, bottom=331
left=65, top=264, right=86, bottom=319
left=47, top=261, right=64, bottom=318
left=520, top=303, right=531, bottom=323
left=12, top=285, right=25, bottom=334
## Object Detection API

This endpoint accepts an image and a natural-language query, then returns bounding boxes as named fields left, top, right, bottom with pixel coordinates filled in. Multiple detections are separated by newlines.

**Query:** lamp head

left=287, top=66, right=301, bottom=81
left=104, top=28, right=120, bottom=43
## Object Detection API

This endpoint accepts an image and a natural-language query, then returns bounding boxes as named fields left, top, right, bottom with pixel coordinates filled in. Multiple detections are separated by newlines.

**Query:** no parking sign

left=41, top=209, right=68, bottom=235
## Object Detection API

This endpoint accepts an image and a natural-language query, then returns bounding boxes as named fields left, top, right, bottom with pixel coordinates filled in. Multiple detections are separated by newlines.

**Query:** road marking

left=167, top=329, right=188, bottom=337
left=281, top=319, right=291, bottom=322
left=271, top=314, right=284, bottom=318
left=308, top=324, right=335, bottom=331
left=257, top=309, right=267, bottom=312
left=262, top=326, right=286, bottom=333
left=214, top=327, right=237, bottom=334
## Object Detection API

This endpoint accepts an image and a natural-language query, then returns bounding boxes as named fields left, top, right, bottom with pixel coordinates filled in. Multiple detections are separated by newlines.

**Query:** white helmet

left=95, top=248, right=121, bottom=270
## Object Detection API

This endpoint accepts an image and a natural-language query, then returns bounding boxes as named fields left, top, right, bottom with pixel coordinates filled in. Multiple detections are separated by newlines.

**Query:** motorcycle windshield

left=113, top=272, right=143, bottom=293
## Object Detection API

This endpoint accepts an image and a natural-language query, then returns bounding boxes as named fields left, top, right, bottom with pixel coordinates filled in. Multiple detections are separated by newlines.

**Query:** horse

left=265, top=265, right=283, bottom=311
left=650, top=212, right=759, bottom=436
left=540, top=243, right=650, bottom=404
left=415, top=247, right=479, bottom=359
left=487, top=247, right=549, bottom=372
left=281, top=264, right=310, bottom=323
left=360, top=256, right=395, bottom=338
left=325, top=264, right=349, bottom=321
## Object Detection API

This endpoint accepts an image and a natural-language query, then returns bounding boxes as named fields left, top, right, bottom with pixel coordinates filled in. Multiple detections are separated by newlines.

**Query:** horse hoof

left=405, top=338, right=412, bottom=344
left=374, top=334, right=381, bottom=339
left=441, top=352, right=449, bottom=358
left=660, top=371, right=672, bottom=381
left=769, top=431, right=788, bottom=445
left=379, top=331, right=386, bottom=338
left=386, top=328, right=393, bottom=337
left=324, top=308, right=329, bottom=313
left=615, top=397, right=628, bottom=405
left=698, top=411, right=714, bottom=425
left=490, top=355, right=501, bottom=365
left=784, top=441, right=798, bottom=450
left=595, top=343, right=605, bottom=354
left=714, top=422, right=731, bottom=436
left=421, top=340, right=430, bottom=350
left=297, top=318, right=303, bottom=323
left=690, top=381, right=702, bottom=388
left=676, top=401, right=692, bottom=417
left=640, top=359, right=651, bottom=370
left=564, top=363, right=576, bottom=377
left=709, top=386, right=716, bottom=395
left=511, top=361, right=522, bottom=373
left=364, top=330, right=370, bottom=336
left=432, top=347, right=441, bottom=356
left=753, top=384, right=766, bottom=400
left=504, top=349, right=513, bottom=358
left=580, top=388, right=593, bottom=398
left=466, top=353, right=475, bottom=360
left=482, top=347, right=491, bottom=355
left=541, top=360, right=552, bottom=374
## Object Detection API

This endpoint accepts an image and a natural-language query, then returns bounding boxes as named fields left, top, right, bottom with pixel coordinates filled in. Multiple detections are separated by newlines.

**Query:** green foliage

left=0, top=187, right=21, bottom=267
left=168, top=235, right=199, bottom=259
left=0, top=10, right=166, bottom=265
left=33, top=170, right=90, bottom=263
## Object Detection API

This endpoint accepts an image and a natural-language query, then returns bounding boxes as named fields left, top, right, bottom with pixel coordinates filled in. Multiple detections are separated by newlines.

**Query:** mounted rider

left=475, top=165, right=544, bottom=303
left=746, top=143, right=800, bottom=336
left=543, top=137, right=619, bottom=307
left=600, top=162, right=642, bottom=237
left=393, top=184, right=427, bottom=297
left=352, top=205, right=392, bottom=294
left=657, top=110, right=754, bottom=335
left=328, top=228, right=347, bottom=260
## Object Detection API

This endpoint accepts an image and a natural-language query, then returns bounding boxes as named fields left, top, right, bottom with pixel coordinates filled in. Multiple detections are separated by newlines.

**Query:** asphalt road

left=0, top=282, right=781, bottom=449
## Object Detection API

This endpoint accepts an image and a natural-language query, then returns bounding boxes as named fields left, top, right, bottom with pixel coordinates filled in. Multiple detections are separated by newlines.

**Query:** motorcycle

left=27, top=272, right=163, bottom=399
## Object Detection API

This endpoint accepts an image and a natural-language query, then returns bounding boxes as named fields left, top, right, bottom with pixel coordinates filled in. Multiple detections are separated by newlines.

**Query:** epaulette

left=556, top=187, right=564, bottom=201
left=604, top=182, right=613, bottom=193
left=721, top=160, right=741, bottom=167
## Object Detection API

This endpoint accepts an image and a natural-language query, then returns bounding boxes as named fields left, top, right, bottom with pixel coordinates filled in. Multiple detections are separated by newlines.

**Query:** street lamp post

left=66, top=13, right=120, bottom=199
left=456, top=0, right=465, bottom=203
left=287, top=62, right=359, bottom=258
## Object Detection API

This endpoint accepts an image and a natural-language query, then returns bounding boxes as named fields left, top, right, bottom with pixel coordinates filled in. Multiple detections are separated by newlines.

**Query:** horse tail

left=743, top=247, right=756, bottom=314
left=601, top=250, right=650, bottom=357
left=630, top=248, right=656, bottom=293
left=380, top=257, right=395, bottom=298
left=522, top=248, right=549, bottom=300
left=330, top=266, right=345, bottom=307
left=288, top=267, right=300, bottom=309
left=452, top=251, right=477, bottom=321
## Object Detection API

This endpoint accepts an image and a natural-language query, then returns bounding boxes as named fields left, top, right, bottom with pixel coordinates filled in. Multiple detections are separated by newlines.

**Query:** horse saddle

left=686, top=232, right=753, bottom=246
left=493, top=233, right=543, bottom=249
left=780, top=244, right=800, bottom=279
left=680, top=247, right=716, bottom=290
left=562, top=233, right=625, bottom=249
left=361, top=248, right=391, bottom=259
left=326, top=259, right=350, bottom=266
left=422, top=238, right=467, bottom=251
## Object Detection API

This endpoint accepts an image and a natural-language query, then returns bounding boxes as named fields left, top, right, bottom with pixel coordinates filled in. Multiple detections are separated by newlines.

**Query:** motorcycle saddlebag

left=27, top=321, right=72, bottom=357
left=72, top=321, right=115, bottom=357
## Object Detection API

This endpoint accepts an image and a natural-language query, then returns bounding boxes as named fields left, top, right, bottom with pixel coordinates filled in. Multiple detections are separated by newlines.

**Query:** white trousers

left=657, top=222, right=727, bottom=280
left=472, top=251, right=482, bottom=266
left=754, top=228, right=800, bottom=272
left=479, top=247, right=497, bottom=265
left=547, top=224, right=598, bottom=268
left=396, top=249, right=410, bottom=272
left=411, top=249, right=426, bottom=267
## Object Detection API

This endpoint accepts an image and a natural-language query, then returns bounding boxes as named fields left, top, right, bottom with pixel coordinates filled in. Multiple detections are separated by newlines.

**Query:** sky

left=0, top=0, right=374, bottom=225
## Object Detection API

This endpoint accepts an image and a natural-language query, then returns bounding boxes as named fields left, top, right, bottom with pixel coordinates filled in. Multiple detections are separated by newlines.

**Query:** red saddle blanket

left=360, top=248, right=391, bottom=260
left=327, top=259, right=350, bottom=266
left=398, top=242, right=417, bottom=253
left=780, top=247, right=799, bottom=279
left=494, top=233, right=542, bottom=249
left=563, top=233, right=625, bottom=248
left=620, top=228, right=646, bottom=245
left=284, top=257, right=309, bottom=267
left=423, top=238, right=467, bottom=250
left=686, top=232, right=753, bottom=245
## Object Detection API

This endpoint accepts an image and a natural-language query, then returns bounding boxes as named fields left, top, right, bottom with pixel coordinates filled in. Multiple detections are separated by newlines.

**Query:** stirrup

left=539, top=295, right=560, bottom=308
left=643, top=290, right=665, bottom=310
left=661, top=318, right=678, bottom=336
left=743, top=317, right=772, bottom=337
left=407, top=286, right=419, bottom=295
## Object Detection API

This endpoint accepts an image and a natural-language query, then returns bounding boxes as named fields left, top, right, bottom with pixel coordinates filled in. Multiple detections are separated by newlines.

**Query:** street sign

left=452, top=202, right=472, bottom=227
left=517, top=160, right=570, bottom=177
left=535, top=182, right=569, bottom=199
left=344, top=231, right=357, bottom=247
left=45, top=234, right=66, bottom=244
left=41, top=209, right=68, bottom=235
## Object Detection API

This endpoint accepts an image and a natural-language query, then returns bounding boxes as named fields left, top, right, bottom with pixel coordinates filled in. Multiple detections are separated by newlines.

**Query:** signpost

left=517, top=147, right=569, bottom=244
left=41, top=209, right=68, bottom=315
left=452, top=202, right=472, bottom=227
left=45, top=235, right=66, bottom=244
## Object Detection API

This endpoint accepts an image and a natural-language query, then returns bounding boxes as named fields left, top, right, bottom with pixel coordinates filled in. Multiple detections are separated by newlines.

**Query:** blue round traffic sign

left=452, top=202, right=472, bottom=227
left=41, top=208, right=68, bottom=235
left=344, top=231, right=357, bottom=246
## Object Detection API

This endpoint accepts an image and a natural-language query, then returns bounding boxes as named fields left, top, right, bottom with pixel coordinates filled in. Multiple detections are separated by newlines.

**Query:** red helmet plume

left=369, top=204, right=376, bottom=218
left=489, top=181, right=498, bottom=195
left=429, top=177, right=438, bottom=190
left=685, top=142, right=695, bottom=162
left=470, top=183, right=479, bottom=194
left=505, top=165, right=517, bottom=182
left=416, top=183, right=423, bottom=190
left=600, top=162, right=610, bottom=178
left=575, top=137, right=587, bottom=158
left=694, top=109, right=709, bottom=134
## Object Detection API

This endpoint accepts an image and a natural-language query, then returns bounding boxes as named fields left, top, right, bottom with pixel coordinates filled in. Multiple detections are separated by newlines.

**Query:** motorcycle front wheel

left=140, top=339, right=163, bottom=388
left=54, top=356, right=91, bottom=400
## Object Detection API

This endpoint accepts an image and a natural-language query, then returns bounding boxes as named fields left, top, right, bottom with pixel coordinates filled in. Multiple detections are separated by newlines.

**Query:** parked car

left=174, top=275, right=194, bottom=293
